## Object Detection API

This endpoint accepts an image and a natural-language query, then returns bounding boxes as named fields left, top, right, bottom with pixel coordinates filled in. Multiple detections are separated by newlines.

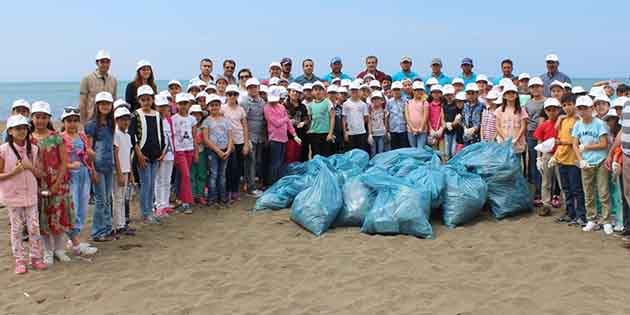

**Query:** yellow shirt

left=554, top=116, right=577, bottom=166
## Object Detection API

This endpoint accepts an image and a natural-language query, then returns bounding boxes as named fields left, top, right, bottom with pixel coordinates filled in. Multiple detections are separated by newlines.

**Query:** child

left=167, top=80, right=182, bottom=114
left=222, top=85, right=248, bottom=203
left=2, top=99, right=30, bottom=142
left=533, top=98, right=560, bottom=216
left=202, top=95, right=233, bottom=207
left=602, top=109, right=623, bottom=231
left=30, top=101, right=74, bottom=264
left=173, top=92, right=198, bottom=211
left=405, top=81, right=429, bottom=148
left=369, top=91, right=387, bottom=156
left=61, top=108, right=99, bottom=254
left=480, top=90, right=499, bottom=142
left=264, top=94, right=301, bottom=184
left=494, top=84, right=528, bottom=159
left=443, top=87, right=460, bottom=158
left=189, top=105, right=207, bottom=204
left=113, top=106, right=134, bottom=236
left=331, top=88, right=345, bottom=154
left=462, top=84, right=483, bottom=146
left=343, top=83, right=371, bottom=152
left=453, top=92, right=466, bottom=153
left=550, top=94, right=586, bottom=226
left=572, top=96, right=611, bottom=234
left=593, top=94, right=611, bottom=120
left=549, top=80, right=565, bottom=101
left=242, top=80, right=266, bottom=197
left=129, top=85, right=166, bottom=225
left=85, top=92, right=116, bottom=242
left=153, top=94, right=175, bottom=217
left=307, top=81, right=335, bottom=157
left=1, top=115, right=47, bottom=274
left=427, top=85, right=445, bottom=151
left=387, top=81, right=409, bottom=149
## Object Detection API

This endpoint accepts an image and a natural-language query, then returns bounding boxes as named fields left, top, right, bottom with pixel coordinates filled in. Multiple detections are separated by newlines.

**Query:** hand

left=604, top=157, right=613, bottom=170
left=242, top=144, right=250, bottom=156
left=193, top=152, right=199, bottom=162
left=11, top=162, right=24, bottom=175
left=454, top=114, right=462, bottom=123
left=117, top=173, right=126, bottom=186
left=547, top=157, right=557, bottom=168
left=343, top=134, right=349, bottom=143
left=91, top=172, right=100, bottom=184
left=367, top=134, right=374, bottom=145
left=297, top=121, right=305, bottom=129
left=578, top=160, right=590, bottom=169
left=446, top=122, right=453, bottom=131
left=511, top=138, right=518, bottom=145
left=613, top=162, right=621, bottom=177
left=385, top=132, right=391, bottom=141
left=137, top=152, right=148, bottom=169
left=578, top=144, right=586, bottom=152
left=536, top=157, right=545, bottom=173
left=326, top=133, right=334, bottom=142
left=294, top=136, right=302, bottom=145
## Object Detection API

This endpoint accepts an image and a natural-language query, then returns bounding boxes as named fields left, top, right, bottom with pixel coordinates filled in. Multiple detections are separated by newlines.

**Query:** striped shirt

left=481, top=108, right=497, bottom=141
left=621, top=104, right=630, bottom=155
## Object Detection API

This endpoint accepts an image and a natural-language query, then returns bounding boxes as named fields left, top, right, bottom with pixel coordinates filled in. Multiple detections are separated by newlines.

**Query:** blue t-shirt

left=459, top=72, right=477, bottom=87
left=392, top=70, right=419, bottom=82
left=571, top=118, right=608, bottom=166
left=85, top=120, right=115, bottom=172
left=425, top=73, right=452, bottom=86
left=322, top=72, right=353, bottom=84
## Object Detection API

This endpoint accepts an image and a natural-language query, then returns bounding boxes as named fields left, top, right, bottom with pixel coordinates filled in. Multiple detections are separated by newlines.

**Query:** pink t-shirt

left=221, top=104, right=247, bottom=144
left=406, top=99, right=429, bottom=133
left=494, top=107, right=529, bottom=153
left=0, top=142, right=39, bottom=208
left=264, top=104, right=296, bottom=143
left=428, top=100, right=443, bottom=132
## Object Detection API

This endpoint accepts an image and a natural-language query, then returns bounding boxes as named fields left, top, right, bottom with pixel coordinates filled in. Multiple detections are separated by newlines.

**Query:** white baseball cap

left=246, top=78, right=260, bottom=87
left=259, top=85, right=269, bottom=94
left=426, top=77, right=438, bottom=85
left=157, top=90, right=169, bottom=98
left=430, top=84, right=443, bottom=93
left=528, top=77, right=544, bottom=87
left=589, top=86, right=605, bottom=98
left=113, top=99, right=130, bottom=110
left=226, top=84, right=240, bottom=95
left=269, top=62, right=282, bottom=69
left=494, top=96, right=503, bottom=105
left=451, top=77, right=464, bottom=85
left=187, top=93, right=196, bottom=102
left=341, top=79, right=352, bottom=87
left=486, top=89, right=500, bottom=100
left=168, top=80, right=182, bottom=88
left=11, top=99, right=30, bottom=110
left=269, top=77, right=280, bottom=86
left=355, top=78, right=365, bottom=85
left=278, top=77, right=289, bottom=84
left=502, top=83, right=518, bottom=94
left=363, top=73, right=376, bottom=80
left=613, top=96, right=628, bottom=108
left=370, top=91, right=384, bottom=100
left=114, top=106, right=131, bottom=119
left=95, top=91, right=113, bottom=103
left=545, top=54, right=559, bottom=62
left=302, top=83, right=313, bottom=90
left=175, top=93, right=190, bottom=103
left=412, top=81, right=425, bottom=90
left=6, top=115, right=30, bottom=129
left=136, top=59, right=152, bottom=71
left=476, top=74, right=489, bottom=83
left=327, top=85, right=338, bottom=93
left=155, top=95, right=170, bottom=107
left=207, top=94, right=222, bottom=104
left=196, top=91, right=208, bottom=99
left=331, top=77, right=341, bottom=84
left=268, top=94, right=280, bottom=102
left=349, top=82, right=361, bottom=90
left=442, top=84, right=455, bottom=95
left=549, top=80, right=565, bottom=90
left=563, top=82, right=572, bottom=89
left=369, top=80, right=381, bottom=88
left=543, top=98, right=561, bottom=109
left=188, top=104, right=203, bottom=114
left=498, top=78, right=512, bottom=87
left=455, top=91, right=467, bottom=101
left=571, top=86, right=586, bottom=94
left=205, top=84, right=217, bottom=92
left=337, top=86, right=348, bottom=94
left=288, top=82, right=303, bottom=93
left=391, top=81, right=403, bottom=90
left=61, top=107, right=80, bottom=121
left=137, top=85, right=154, bottom=97
left=576, top=95, right=594, bottom=107
left=31, top=101, right=52, bottom=115
left=604, top=109, right=618, bottom=120
left=187, top=83, right=201, bottom=92
left=312, top=81, right=325, bottom=89
left=95, top=50, right=111, bottom=61
left=518, top=73, right=531, bottom=81
left=594, top=94, right=611, bottom=104
left=465, top=83, right=479, bottom=92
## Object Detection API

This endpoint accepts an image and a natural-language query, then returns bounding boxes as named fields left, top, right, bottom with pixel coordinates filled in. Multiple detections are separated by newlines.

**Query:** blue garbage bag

left=405, top=166, right=446, bottom=209
left=290, top=162, right=343, bottom=236
left=333, top=177, right=377, bottom=227
left=330, top=149, right=370, bottom=171
left=360, top=174, right=433, bottom=238
left=486, top=174, right=532, bottom=219
left=442, top=165, right=487, bottom=228
left=369, top=147, right=441, bottom=175
left=254, top=175, right=313, bottom=211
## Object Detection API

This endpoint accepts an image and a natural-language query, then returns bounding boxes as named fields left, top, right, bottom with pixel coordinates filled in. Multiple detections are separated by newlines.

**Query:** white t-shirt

left=221, top=104, right=247, bottom=144
left=162, top=118, right=175, bottom=161
left=114, top=129, right=132, bottom=173
left=342, top=99, right=369, bottom=135
left=171, top=113, right=197, bottom=152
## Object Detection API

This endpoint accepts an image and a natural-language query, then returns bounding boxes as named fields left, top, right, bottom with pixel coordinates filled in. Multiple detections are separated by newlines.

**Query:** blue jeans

left=269, top=141, right=286, bottom=184
left=559, top=165, right=586, bottom=220
left=407, top=132, right=427, bottom=148
left=526, top=135, right=541, bottom=197
left=371, top=135, right=385, bottom=156
left=245, top=142, right=265, bottom=192
left=138, top=160, right=159, bottom=218
left=445, top=133, right=457, bottom=159
left=91, top=170, right=113, bottom=238
left=207, top=150, right=228, bottom=203
left=68, top=166, right=91, bottom=239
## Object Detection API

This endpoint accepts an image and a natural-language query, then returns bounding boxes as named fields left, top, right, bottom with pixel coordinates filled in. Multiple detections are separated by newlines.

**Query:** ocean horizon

left=0, top=78, right=625, bottom=120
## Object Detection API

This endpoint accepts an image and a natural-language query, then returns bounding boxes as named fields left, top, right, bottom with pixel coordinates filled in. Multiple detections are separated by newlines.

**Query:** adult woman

left=286, top=83, right=309, bottom=162
left=125, top=60, right=158, bottom=112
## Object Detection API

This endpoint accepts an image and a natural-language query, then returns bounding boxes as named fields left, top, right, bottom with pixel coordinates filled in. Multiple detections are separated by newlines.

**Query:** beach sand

left=2, top=196, right=630, bottom=315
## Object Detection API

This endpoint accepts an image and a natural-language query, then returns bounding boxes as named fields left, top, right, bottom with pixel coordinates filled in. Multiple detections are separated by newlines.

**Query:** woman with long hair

left=125, top=60, right=157, bottom=112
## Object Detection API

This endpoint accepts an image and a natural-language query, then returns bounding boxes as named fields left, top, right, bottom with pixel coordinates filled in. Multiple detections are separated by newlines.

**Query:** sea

left=0, top=78, right=624, bottom=120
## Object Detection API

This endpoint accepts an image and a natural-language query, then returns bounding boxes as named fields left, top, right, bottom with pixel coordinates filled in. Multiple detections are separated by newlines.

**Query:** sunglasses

left=227, top=93, right=238, bottom=97
left=64, top=107, right=80, bottom=114
left=225, top=66, right=235, bottom=70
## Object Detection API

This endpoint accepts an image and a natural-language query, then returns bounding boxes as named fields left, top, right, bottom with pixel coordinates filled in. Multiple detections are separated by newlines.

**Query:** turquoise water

left=0, top=78, right=623, bottom=120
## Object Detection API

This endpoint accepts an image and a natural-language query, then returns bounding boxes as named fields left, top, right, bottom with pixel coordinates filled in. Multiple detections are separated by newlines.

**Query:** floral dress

left=32, top=132, right=74, bottom=236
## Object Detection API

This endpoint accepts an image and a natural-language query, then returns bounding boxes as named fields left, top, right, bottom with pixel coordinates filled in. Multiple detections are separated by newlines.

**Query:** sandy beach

left=2, top=195, right=630, bottom=315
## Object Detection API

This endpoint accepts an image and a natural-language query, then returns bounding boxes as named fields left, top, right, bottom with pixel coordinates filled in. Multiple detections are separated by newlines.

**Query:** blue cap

left=461, top=58, right=473, bottom=66
left=330, top=57, right=342, bottom=65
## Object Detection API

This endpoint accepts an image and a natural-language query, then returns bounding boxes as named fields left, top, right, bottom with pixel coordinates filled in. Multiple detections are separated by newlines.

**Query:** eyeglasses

left=240, top=75, right=251, bottom=80
left=64, top=107, right=80, bottom=114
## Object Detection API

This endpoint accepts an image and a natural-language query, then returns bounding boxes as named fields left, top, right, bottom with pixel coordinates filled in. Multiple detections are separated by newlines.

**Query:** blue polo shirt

left=322, top=72, right=353, bottom=84
left=294, top=74, right=323, bottom=85
left=492, top=75, right=517, bottom=86
left=425, top=73, right=452, bottom=86
left=459, top=72, right=477, bottom=87
left=392, top=70, right=419, bottom=82
left=540, top=71, right=572, bottom=97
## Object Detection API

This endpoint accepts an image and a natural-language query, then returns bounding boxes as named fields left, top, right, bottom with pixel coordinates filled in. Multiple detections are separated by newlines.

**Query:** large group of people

left=2, top=49, right=629, bottom=275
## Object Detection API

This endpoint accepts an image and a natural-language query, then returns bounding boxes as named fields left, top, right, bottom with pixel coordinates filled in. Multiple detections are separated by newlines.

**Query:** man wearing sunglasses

left=540, top=54, right=571, bottom=97
left=222, top=59, right=237, bottom=85
left=80, top=50, right=118, bottom=123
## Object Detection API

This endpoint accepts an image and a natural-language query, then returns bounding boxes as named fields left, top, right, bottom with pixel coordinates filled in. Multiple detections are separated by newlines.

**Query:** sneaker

left=15, top=260, right=27, bottom=275
left=43, top=250, right=54, bottom=265
left=54, top=250, right=71, bottom=262
left=551, top=196, right=561, bottom=208
left=614, top=225, right=625, bottom=232
left=30, top=258, right=47, bottom=271
left=582, top=221, right=598, bottom=232
left=603, top=223, right=614, bottom=235
left=576, top=218, right=588, bottom=227
left=247, top=189, right=263, bottom=198
left=555, top=214, right=571, bottom=223
left=143, top=215, right=162, bottom=225
left=567, top=219, right=578, bottom=226
left=73, top=243, right=98, bottom=256
left=182, top=204, right=193, bottom=214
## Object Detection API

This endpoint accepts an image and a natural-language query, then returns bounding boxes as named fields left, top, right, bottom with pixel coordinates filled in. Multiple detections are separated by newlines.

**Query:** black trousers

left=390, top=132, right=409, bottom=150
left=309, top=133, right=332, bottom=157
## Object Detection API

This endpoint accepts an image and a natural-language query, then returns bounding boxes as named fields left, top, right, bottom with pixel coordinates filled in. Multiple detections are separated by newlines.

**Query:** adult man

left=79, top=50, right=118, bottom=122
left=241, top=78, right=266, bottom=197
left=356, top=55, right=387, bottom=82
left=280, top=57, right=293, bottom=82
left=459, top=58, right=477, bottom=86
left=426, top=58, right=451, bottom=86
left=391, top=56, right=419, bottom=82
left=492, top=59, right=517, bottom=86
left=194, top=58, right=214, bottom=84
left=222, top=59, right=237, bottom=85
left=322, top=57, right=353, bottom=84
left=294, top=59, right=323, bottom=85
left=540, top=54, right=571, bottom=97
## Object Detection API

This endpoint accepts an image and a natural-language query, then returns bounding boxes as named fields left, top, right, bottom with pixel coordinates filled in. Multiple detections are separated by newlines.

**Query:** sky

left=0, top=0, right=628, bottom=81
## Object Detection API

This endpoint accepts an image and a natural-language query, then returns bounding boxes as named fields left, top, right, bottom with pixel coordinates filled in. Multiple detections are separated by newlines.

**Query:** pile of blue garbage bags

left=254, top=141, right=532, bottom=239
